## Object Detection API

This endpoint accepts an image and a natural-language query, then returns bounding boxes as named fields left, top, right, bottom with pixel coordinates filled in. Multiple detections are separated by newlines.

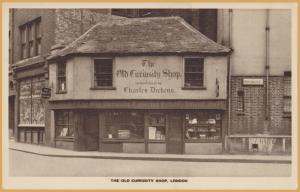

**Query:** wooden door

left=84, top=110, right=99, bottom=151
left=167, top=113, right=183, bottom=154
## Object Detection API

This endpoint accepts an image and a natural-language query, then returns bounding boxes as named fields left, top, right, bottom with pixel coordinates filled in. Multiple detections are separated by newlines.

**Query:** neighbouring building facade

left=46, top=17, right=230, bottom=154
left=9, top=9, right=117, bottom=146
left=218, top=9, right=292, bottom=154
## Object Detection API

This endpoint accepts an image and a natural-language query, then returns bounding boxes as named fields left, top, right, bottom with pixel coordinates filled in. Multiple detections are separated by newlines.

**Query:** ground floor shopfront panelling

left=49, top=100, right=227, bottom=154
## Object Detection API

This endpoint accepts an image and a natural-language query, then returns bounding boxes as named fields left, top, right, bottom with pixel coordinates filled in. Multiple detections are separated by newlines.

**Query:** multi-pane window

left=147, top=113, right=166, bottom=141
left=94, top=59, right=113, bottom=87
left=185, top=111, right=222, bottom=141
left=237, top=90, right=245, bottom=112
left=184, top=58, right=204, bottom=87
left=104, top=111, right=144, bottom=140
left=55, top=110, right=74, bottom=137
left=283, top=71, right=291, bottom=114
left=9, top=30, right=12, bottom=64
left=57, top=62, right=66, bottom=92
left=20, top=18, right=41, bottom=60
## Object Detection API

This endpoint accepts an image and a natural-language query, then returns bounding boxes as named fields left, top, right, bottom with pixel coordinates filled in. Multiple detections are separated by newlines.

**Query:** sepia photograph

left=2, top=2, right=298, bottom=190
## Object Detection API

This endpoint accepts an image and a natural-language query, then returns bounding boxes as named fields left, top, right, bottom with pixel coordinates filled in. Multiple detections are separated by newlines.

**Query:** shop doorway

left=167, top=113, right=183, bottom=154
left=81, top=110, right=99, bottom=151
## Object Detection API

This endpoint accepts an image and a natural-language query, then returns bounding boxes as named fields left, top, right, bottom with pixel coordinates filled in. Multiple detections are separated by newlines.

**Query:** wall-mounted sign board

left=41, top=87, right=51, bottom=99
left=243, top=78, right=264, bottom=85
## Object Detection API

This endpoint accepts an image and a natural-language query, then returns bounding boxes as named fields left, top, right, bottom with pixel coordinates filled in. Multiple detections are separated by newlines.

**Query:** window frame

left=55, top=110, right=74, bottom=139
left=56, top=61, right=67, bottom=94
left=182, top=57, right=205, bottom=90
left=19, top=17, right=41, bottom=60
left=236, top=89, right=245, bottom=113
left=91, top=58, right=115, bottom=90
left=283, top=71, right=291, bottom=117
left=184, top=110, right=222, bottom=142
left=102, top=110, right=145, bottom=141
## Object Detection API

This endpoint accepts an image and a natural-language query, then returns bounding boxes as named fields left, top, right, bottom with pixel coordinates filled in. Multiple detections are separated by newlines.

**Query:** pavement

left=9, top=140, right=291, bottom=164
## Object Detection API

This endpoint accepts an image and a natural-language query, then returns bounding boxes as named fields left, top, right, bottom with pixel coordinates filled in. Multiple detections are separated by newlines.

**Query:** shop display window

left=104, top=111, right=144, bottom=140
left=55, top=110, right=74, bottom=137
left=147, top=114, right=166, bottom=141
left=185, top=111, right=221, bottom=141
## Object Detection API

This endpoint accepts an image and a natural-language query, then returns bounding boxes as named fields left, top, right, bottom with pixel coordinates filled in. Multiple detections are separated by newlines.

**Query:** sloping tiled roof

left=48, top=16, right=230, bottom=59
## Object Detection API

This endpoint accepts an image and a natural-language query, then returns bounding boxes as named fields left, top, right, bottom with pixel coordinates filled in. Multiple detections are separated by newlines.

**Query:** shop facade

left=48, top=55, right=229, bottom=154
left=47, top=16, right=230, bottom=154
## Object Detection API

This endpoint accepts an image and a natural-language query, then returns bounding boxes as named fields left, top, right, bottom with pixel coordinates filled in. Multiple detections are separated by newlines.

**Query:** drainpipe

left=264, top=9, right=270, bottom=134
left=225, top=9, right=233, bottom=152
left=227, top=9, right=233, bottom=136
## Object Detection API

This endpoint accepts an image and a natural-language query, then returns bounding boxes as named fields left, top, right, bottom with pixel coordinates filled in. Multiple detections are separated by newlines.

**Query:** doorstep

left=9, top=141, right=291, bottom=164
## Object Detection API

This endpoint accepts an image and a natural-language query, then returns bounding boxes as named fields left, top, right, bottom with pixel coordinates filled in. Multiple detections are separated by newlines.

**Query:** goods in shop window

left=118, top=129, right=130, bottom=139
left=60, top=128, right=68, bottom=137
left=148, top=126, right=156, bottom=140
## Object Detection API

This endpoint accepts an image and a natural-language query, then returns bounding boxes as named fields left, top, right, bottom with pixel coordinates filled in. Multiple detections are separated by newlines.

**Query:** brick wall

left=54, top=9, right=111, bottom=46
left=230, top=76, right=291, bottom=135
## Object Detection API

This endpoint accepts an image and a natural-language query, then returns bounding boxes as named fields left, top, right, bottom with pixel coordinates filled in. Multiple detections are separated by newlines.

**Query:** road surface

left=9, top=150, right=291, bottom=177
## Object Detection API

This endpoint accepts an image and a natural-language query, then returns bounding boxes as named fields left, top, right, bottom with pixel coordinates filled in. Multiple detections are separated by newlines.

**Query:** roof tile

left=48, top=16, right=230, bottom=59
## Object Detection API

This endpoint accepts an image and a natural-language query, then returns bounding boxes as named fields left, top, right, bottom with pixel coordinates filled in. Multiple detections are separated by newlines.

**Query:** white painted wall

left=218, top=9, right=291, bottom=76
left=49, top=55, right=228, bottom=100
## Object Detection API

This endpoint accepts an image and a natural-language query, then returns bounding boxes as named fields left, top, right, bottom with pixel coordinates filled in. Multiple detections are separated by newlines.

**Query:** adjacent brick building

left=9, top=9, right=117, bottom=146
left=218, top=9, right=291, bottom=154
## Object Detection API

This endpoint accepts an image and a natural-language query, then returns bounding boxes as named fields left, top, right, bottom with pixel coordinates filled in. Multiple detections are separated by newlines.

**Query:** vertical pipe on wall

left=227, top=9, right=233, bottom=136
left=225, top=9, right=233, bottom=151
left=264, top=9, right=270, bottom=134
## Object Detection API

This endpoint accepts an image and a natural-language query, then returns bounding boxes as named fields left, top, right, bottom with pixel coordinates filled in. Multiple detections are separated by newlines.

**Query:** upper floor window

left=9, top=30, right=12, bottom=64
left=94, top=59, right=113, bottom=88
left=184, top=58, right=204, bottom=88
left=237, top=90, right=245, bottom=112
left=283, top=71, right=291, bottom=115
left=57, top=62, right=66, bottom=93
left=20, top=18, right=41, bottom=60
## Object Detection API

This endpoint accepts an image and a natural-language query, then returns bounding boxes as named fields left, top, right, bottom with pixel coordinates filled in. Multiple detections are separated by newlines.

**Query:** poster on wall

left=19, top=80, right=32, bottom=125
left=32, top=78, right=45, bottom=125
left=19, top=77, right=45, bottom=125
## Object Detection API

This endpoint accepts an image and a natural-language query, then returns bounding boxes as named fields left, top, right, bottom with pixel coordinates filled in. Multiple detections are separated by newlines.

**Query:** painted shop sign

left=115, top=59, right=182, bottom=95
left=243, top=78, right=264, bottom=85
left=41, top=87, right=51, bottom=99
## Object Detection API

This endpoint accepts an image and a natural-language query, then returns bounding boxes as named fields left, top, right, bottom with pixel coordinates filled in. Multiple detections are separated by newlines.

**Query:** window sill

left=90, top=87, right=116, bottom=90
left=185, top=139, right=222, bottom=143
left=148, top=140, right=166, bottom=143
left=18, top=124, right=45, bottom=128
left=182, top=86, right=206, bottom=90
left=56, top=91, right=67, bottom=94
left=283, top=112, right=291, bottom=118
left=55, top=137, right=74, bottom=141
left=236, top=112, right=245, bottom=116
left=101, top=138, right=144, bottom=143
